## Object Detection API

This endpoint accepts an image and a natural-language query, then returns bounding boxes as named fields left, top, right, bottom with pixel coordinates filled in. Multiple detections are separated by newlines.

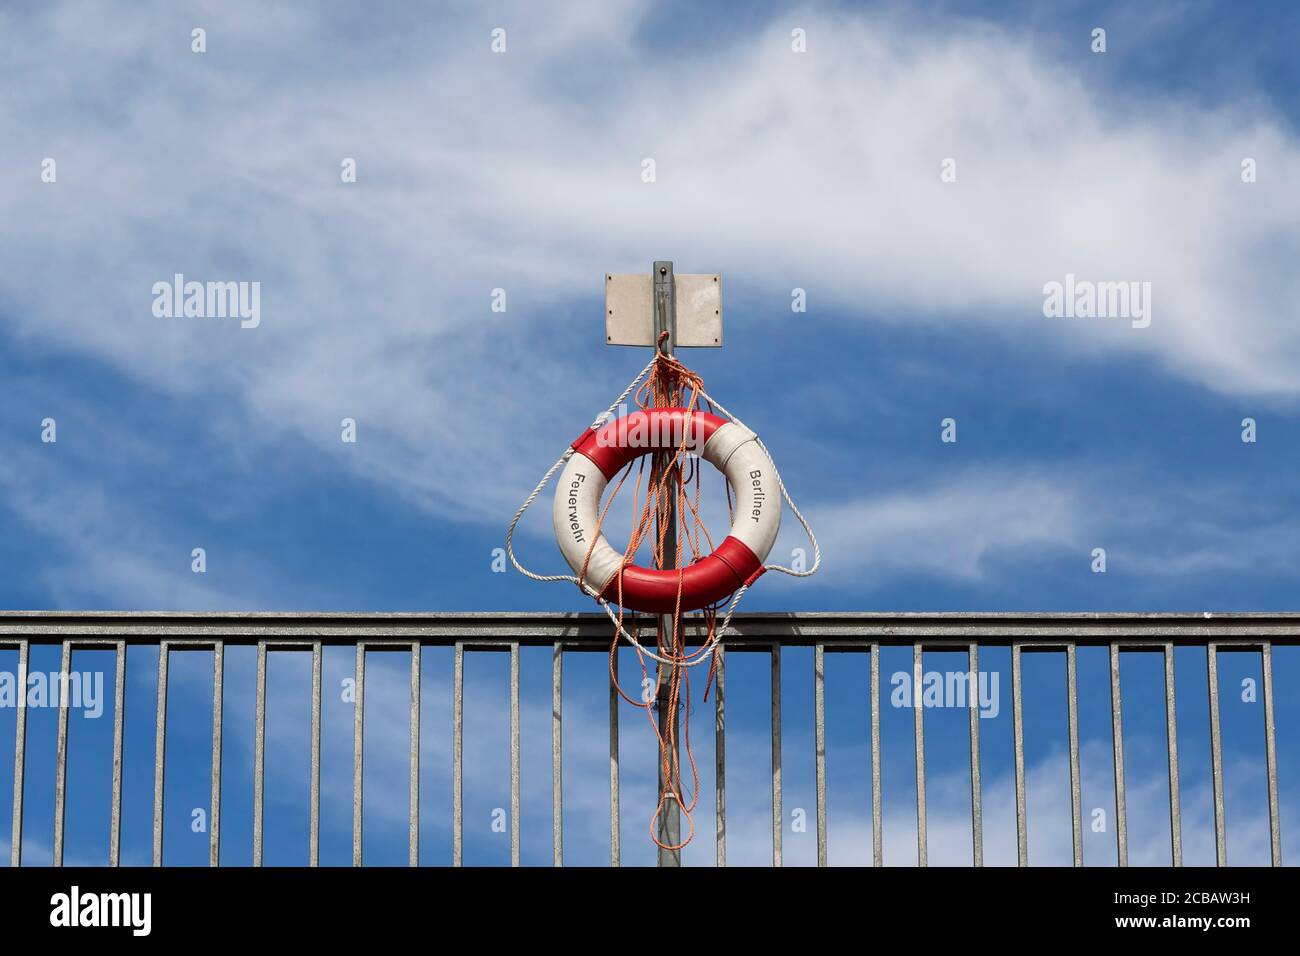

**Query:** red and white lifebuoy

left=552, top=407, right=781, bottom=613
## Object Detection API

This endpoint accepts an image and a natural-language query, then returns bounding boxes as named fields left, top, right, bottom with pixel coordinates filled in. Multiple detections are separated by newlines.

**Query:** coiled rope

left=504, top=344, right=819, bottom=849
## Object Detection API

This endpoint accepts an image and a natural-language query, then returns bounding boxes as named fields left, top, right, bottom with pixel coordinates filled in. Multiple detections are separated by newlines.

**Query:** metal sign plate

left=605, top=273, right=723, bottom=347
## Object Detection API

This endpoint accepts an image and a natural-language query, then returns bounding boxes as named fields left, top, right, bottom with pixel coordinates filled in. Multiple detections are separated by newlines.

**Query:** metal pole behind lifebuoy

left=603, top=258, right=723, bottom=864
left=651, top=259, right=681, bottom=866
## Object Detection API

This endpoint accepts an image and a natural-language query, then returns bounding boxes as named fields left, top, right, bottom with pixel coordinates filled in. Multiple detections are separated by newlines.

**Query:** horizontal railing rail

left=0, top=611, right=1291, bottom=867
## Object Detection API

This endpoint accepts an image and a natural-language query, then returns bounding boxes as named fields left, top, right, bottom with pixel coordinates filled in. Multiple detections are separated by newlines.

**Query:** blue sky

left=0, top=0, right=1297, bottom=866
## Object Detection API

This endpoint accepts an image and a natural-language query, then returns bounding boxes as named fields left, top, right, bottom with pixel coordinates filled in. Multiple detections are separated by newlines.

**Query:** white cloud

left=0, top=445, right=315, bottom=609
left=1, top=0, right=1297, bottom=535
left=807, top=468, right=1084, bottom=584
left=755, top=461, right=1300, bottom=595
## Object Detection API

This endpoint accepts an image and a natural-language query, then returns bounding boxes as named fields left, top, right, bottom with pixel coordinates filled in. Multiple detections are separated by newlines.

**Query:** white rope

left=504, top=354, right=658, bottom=585
left=504, top=356, right=819, bottom=668
left=697, top=385, right=821, bottom=578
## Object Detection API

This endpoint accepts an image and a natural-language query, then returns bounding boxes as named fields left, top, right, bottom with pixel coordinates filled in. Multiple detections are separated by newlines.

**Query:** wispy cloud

left=0, top=442, right=318, bottom=609
left=808, top=468, right=1084, bottom=584
left=767, top=462, right=1300, bottom=597
left=2, top=0, right=1298, bottom=536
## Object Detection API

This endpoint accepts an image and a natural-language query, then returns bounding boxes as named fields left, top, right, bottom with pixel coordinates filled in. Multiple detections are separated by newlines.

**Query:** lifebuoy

left=553, top=407, right=781, bottom=613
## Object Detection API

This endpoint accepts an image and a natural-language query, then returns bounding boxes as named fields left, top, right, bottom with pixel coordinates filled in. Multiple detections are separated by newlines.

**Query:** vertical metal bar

left=152, top=642, right=169, bottom=867
left=1207, top=643, right=1226, bottom=866
left=771, top=643, right=782, bottom=867
left=653, top=259, right=682, bottom=868
left=552, top=641, right=563, bottom=867
left=968, top=642, right=983, bottom=867
left=814, top=643, right=827, bottom=867
left=608, top=644, right=619, bottom=868
left=511, top=642, right=521, bottom=868
left=870, top=642, right=882, bottom=867
left=109, top=641, right=125, bottom=868
left=1110, top=642, right=1128, bottom=867
left=653, top=259, right=677, bottom=355
left=409, top=641, right=420, bottom=868
left=655, top=664, right=682, bottom=867
left=253, top=640, right=267, bottom=867
left=452, top=641, right=464, bottom=867
left=715, top=643, right=726, bottom=868
left=210, top=641, right=224, bottom=867
left=10, top=641, right=27, bottom=868
left=1012, top=642, right=1027, bottom=867
left=352, top=642, right=365, bottom=867
left=52, top=640, right=71, bottom=866
left=1261, top=642, right=1281, bottom=866
left=1163, top=642, right=1182, bottom=867
left=310, top=641, right=322, bottom=867
left=913, top=642, right=927, bottom=867
left=1067, top=643, right=1083, bottom=867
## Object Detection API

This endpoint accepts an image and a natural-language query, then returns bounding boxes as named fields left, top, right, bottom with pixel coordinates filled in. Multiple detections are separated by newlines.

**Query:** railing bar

left=511, top=641, right=521, bottom=868
left=968, top=642, right=983, bottom=867
left=152, top=642, right=168, bottom=867
left=10, top=641, right=27, bottom=868
left=253, top=640, right=267, bottom=867
left=1163, top=642, right=1182, bottom=867
left=1261, top=642, right=1281, bottom=866
left=133, top=639, right=223, bottom=649
left=1110, top=642, right=1127, bottom=867
left=913, top=642, right=927, bottom=867
left=814, top=642, right=827, bottom=867
left=6, top=619, right=1300, bottom=648
left=409, top=640, right=420, bottom=868
left=1207, top=643, right=1226, bottom=866
left=14, top=636, right=1296, bottom=650
left=552, top=641, right=563, bottom=867
left=715, top=643, right=726, bottom=868
left=1012, top=642, right=1027, bottom=866
left=771, top=643, right=782, bottom=868
left=310, top=641, right=322, bottom=867
left=452, top=641, right=464, bottom=867
left=655, top=655, right=680, bottom=868
left=352, top=642, right=365, bottom=867
left=1066, top=643, right=1083, bottom=867
left=52, top=640, right=71, bottom=866
left=109, top=640, right=125, bottom=867
left=210, top=641, right=224, bottom=867
left=870, top=642, right=882, bottom=867
left=608, top=644, right=619, bottom=868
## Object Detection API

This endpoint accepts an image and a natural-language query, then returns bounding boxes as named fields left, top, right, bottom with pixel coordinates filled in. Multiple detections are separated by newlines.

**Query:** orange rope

left=582, top=339, right=725, bottom=852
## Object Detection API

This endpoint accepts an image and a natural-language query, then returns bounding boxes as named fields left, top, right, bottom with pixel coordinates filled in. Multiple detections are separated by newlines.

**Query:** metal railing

left=0, top=611, right=1290, bottom=867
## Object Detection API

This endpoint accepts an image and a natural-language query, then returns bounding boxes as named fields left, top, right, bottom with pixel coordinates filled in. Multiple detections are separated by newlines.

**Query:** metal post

left=653, top=260, right=682, bottom=866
